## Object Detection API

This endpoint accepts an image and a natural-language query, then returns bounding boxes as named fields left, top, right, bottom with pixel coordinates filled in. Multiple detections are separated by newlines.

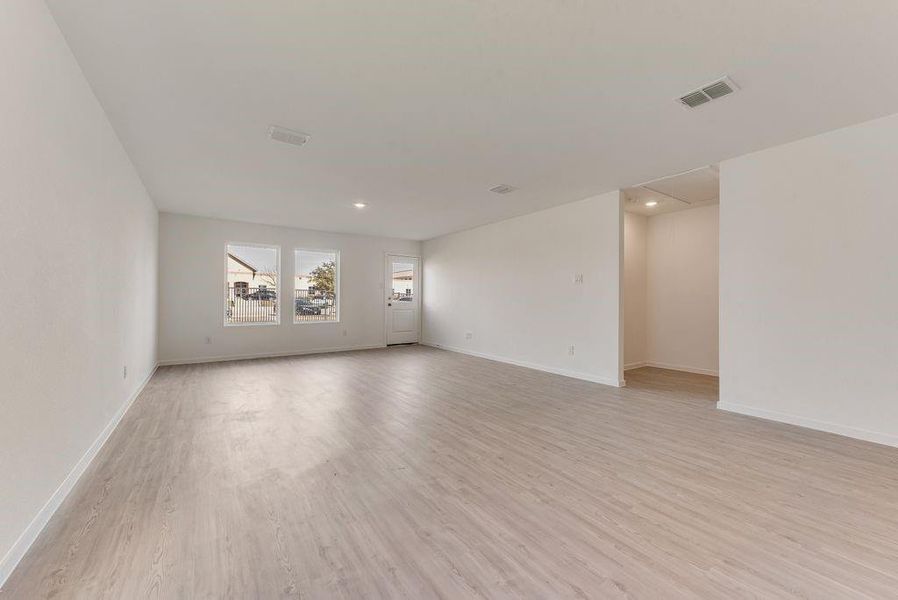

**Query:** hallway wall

left=646, top=205, right=719, bottom=375
left=624, top=205, right=719, bottom=376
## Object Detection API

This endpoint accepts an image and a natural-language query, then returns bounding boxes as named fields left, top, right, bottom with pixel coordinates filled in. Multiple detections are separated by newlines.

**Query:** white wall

left=158, top=213, right=420, bottom=364
left=623, top=206, right=719, bottom=376
left=645, top=205, right=719, bottom=375
left=0, top=0, right=158, bottom=583
left=624, top=212, right=648, bottom=368
left=422, top=191, right=623, bottom=386
left=719, top=113, right=898, bottom=446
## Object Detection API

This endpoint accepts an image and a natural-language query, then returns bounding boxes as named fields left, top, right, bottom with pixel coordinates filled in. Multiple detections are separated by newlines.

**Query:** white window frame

left=224, top=242, right=281, bottom=327
left=294, top=247, right=341, bottom=325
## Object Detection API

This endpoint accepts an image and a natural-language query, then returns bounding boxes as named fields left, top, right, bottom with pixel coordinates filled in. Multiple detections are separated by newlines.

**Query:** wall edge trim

left=0, top=363, right=159, bottom=587
left=158, top=344, right=387, bottom=366
left=717, top=401, right=898, bottom=448
left=423, top=342, right=624, bottom=387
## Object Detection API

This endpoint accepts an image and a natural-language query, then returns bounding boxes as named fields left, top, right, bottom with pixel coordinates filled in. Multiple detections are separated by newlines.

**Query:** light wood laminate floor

left=4, top=346, right=898, bottom=599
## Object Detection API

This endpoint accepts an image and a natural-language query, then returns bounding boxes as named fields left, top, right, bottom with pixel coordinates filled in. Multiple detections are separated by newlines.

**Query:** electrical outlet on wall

left=465, top=331, right=473, bottom=340
left=573, top=274, right=584, bottom=284
left=205, top=336, right=212, bottom=345
left=123, top=365, right=128, bottom=379
left=568, top=345, right=575, bottom=356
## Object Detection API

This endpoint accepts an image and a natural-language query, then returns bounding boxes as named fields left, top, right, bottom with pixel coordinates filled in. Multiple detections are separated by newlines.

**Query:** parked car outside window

left=246, top=289, right=277, bottom=301
left=295, top=297, right=322, bottom=315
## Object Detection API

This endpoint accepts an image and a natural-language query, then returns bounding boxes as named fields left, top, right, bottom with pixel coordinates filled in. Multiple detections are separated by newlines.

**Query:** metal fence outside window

left=294, top=289, right=337, bottom=322
left=226, top=286, right=279, bottom=324
left=225, top=287, right=337, bottom=324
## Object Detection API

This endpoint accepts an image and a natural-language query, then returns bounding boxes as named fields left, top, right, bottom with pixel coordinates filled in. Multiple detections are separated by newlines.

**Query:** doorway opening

left=622, top=165, right=720, bottom=402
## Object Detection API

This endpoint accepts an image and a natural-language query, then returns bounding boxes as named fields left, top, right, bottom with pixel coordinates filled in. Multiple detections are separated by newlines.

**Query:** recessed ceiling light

left=645, top=201, right=658, bottom=207
left=353, top=202, right=367, bottom=209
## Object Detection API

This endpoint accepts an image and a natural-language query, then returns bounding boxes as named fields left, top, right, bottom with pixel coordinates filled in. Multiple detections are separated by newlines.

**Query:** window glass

left=225, top=244, right=279, bottom=325
left=295, top=249, right=339, bottom=323
left=391, top=262, right=414, bottom=301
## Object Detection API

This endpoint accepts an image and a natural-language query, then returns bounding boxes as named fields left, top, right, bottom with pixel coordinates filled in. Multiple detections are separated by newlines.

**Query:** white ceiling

left=47, top=0, right=898, bottom=240
left=624, top=166, right=719, bottom=216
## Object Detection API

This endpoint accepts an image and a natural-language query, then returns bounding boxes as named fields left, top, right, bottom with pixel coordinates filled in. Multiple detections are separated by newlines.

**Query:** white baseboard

left=717, top=402, right=898, bottom=448
left=0, top=363, right=159, bottom=588
left=158, top=344, right=386, bottom=366
left=625, top=360, right=718, bottom=377
left=423, top=342, right=624, bottom=387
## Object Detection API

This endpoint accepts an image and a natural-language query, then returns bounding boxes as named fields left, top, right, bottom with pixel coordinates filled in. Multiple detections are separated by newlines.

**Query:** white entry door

left=385, top=254, right=420, bottom=345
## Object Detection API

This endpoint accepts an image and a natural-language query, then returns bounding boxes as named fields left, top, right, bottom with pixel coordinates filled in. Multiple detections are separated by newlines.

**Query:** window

left=295, top=249, right=339, bottom=323
left=391, top=261, right=415, bottom=301
left=225, top=243, right=279, bottom=325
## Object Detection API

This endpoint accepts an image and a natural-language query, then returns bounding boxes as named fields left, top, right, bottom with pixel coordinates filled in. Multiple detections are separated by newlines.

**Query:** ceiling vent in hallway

left=268, top=125, right=310, bottom=147
left=489, top=184, right=518, bottom=194
left=678, top=76, right=739, bottom=108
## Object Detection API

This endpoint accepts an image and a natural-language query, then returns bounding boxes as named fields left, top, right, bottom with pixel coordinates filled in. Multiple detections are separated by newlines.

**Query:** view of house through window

left=295, top=249, right=339, bottom=322
left=225, top=243, right=279, bottom=325
left=391, top=262, right=414, bottom=301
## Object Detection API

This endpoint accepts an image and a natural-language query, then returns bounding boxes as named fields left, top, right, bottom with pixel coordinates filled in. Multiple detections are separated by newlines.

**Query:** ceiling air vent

left=268, top=125, right=310, bottom=147
left=489, top=184, right=518, bottom=194
left=680, top=91, right=711, bottom=108
left=678, top=76, right=739, bottom=108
